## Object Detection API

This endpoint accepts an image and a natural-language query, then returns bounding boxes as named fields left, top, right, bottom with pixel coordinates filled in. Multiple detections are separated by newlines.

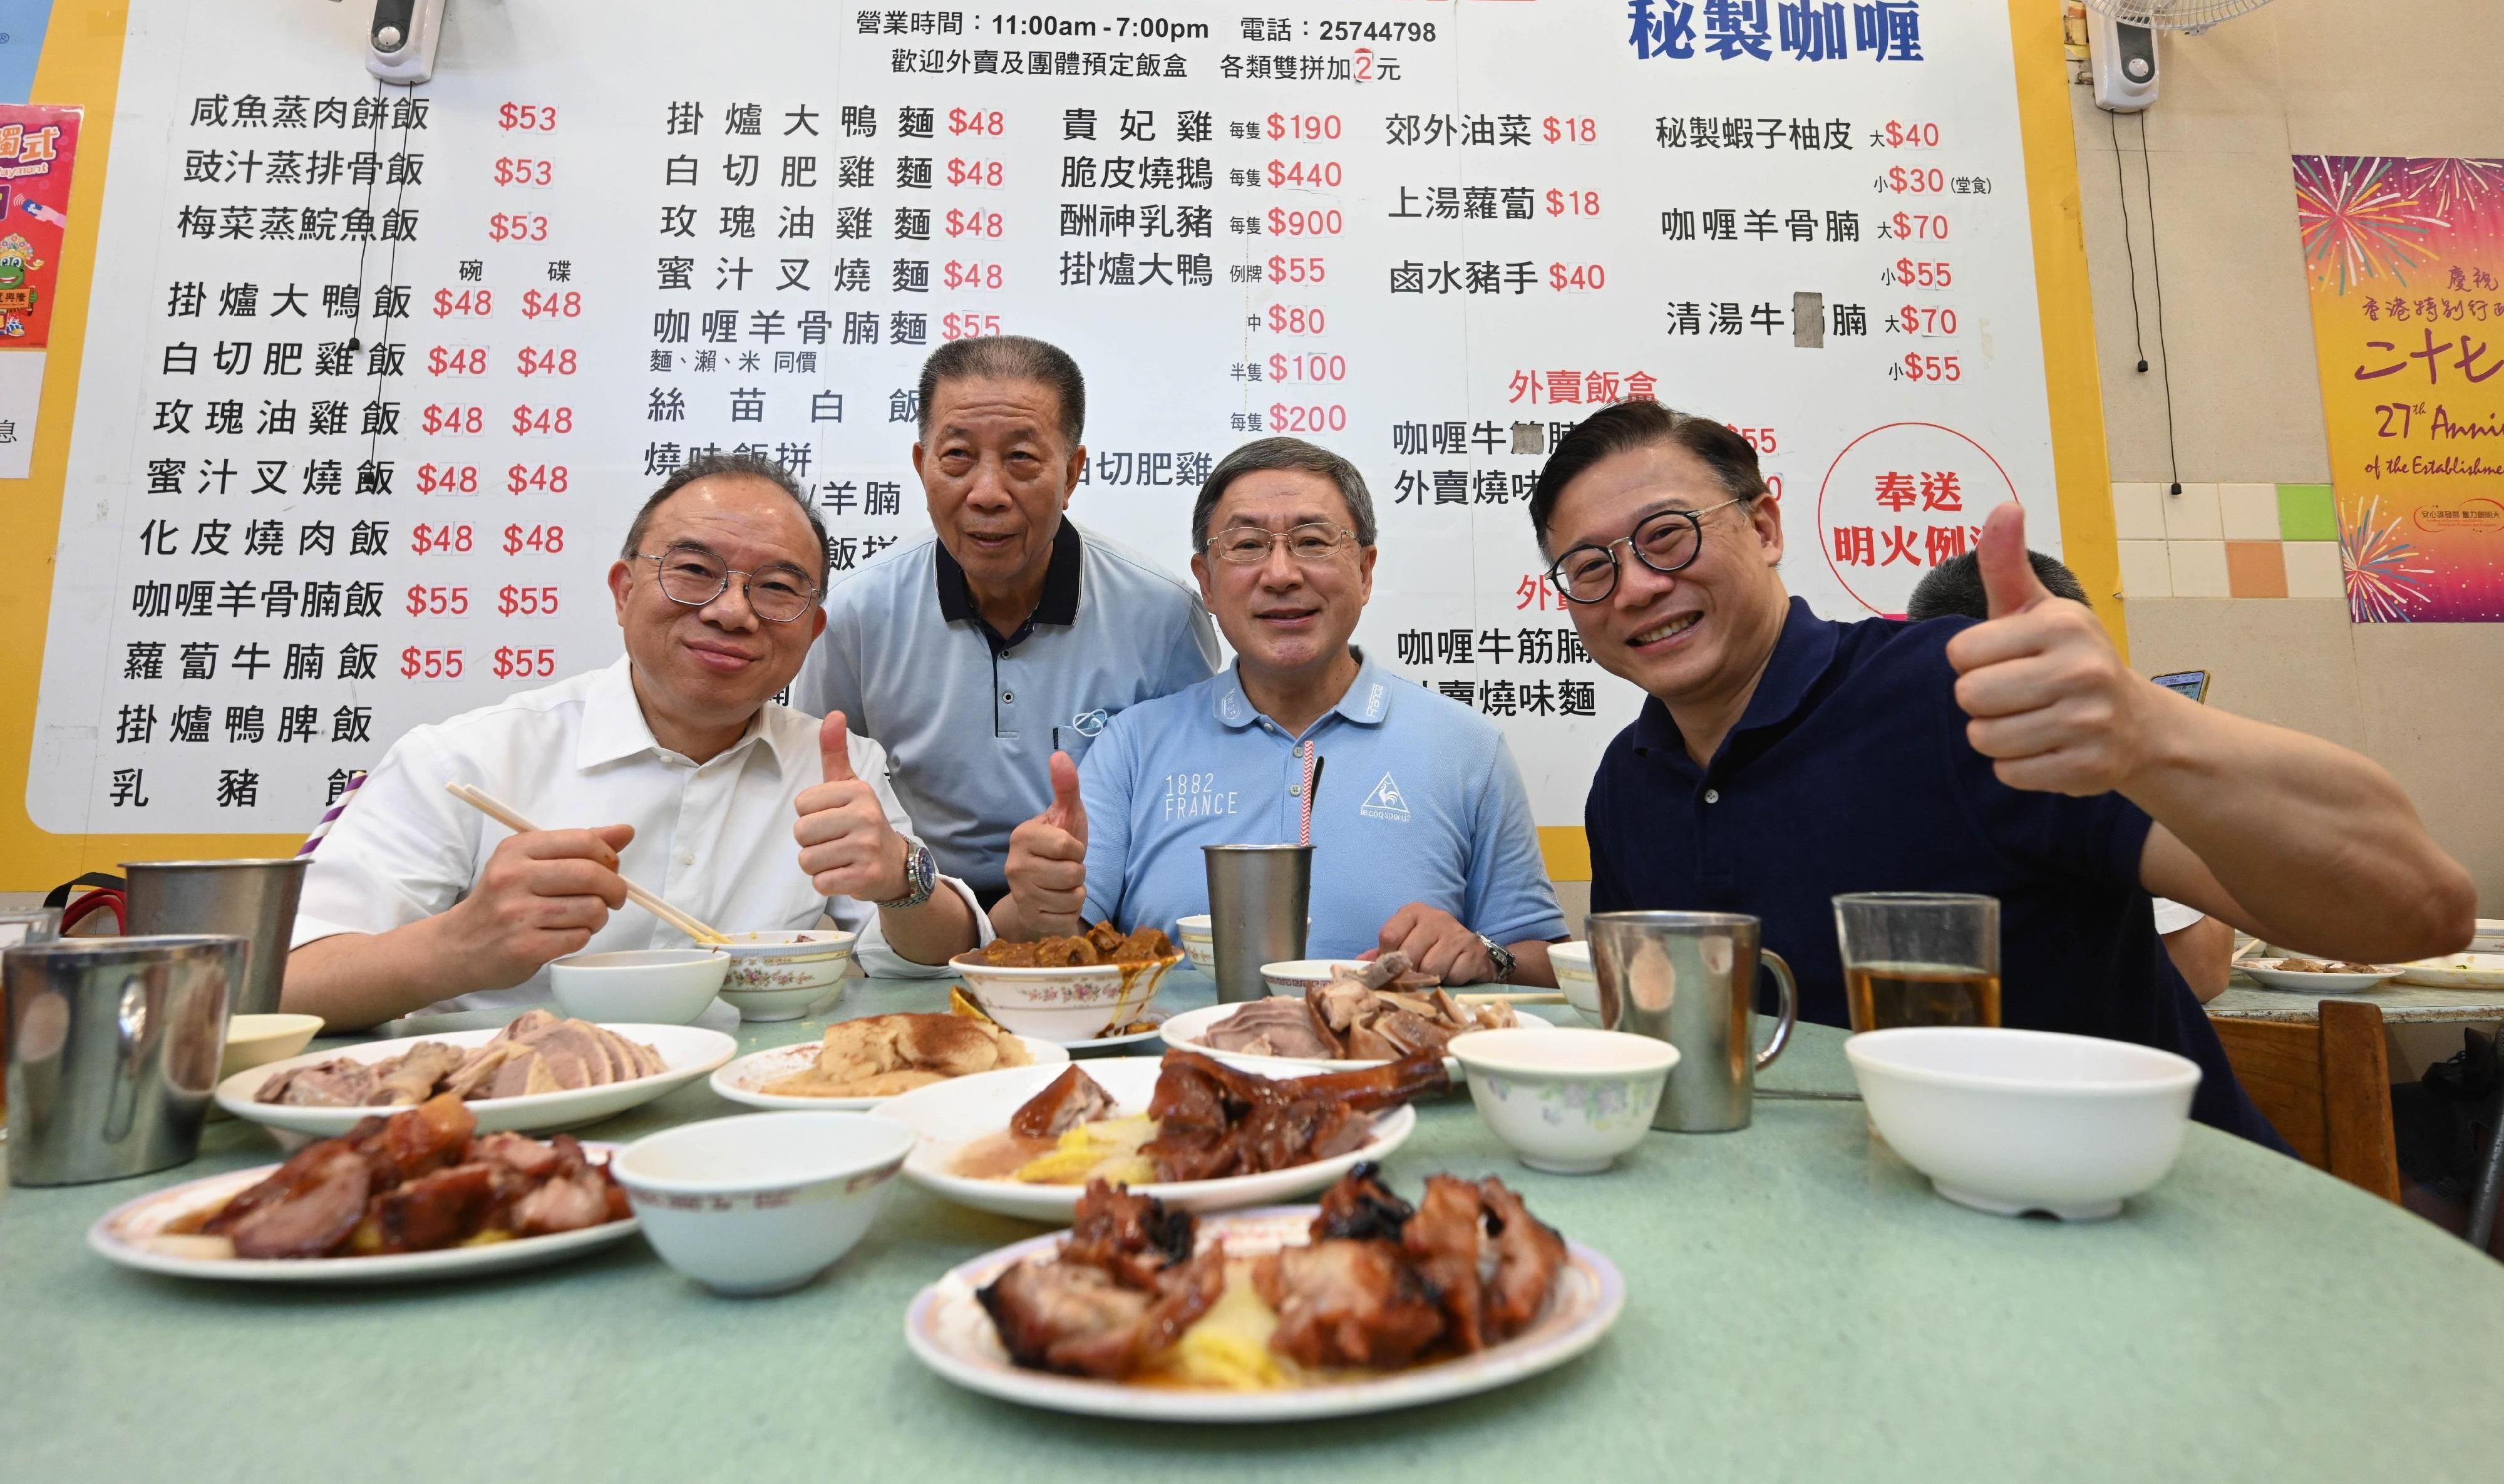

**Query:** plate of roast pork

left=873, top=1049, right=1443, bottom=1222
left=904, top=1167, right=1624, bottom=1420
left=1158, top=952, right=1559, bottom=1076
left=215, top=1009, right=738, bottom=1138
left=89, top=1094, right=640, bottom=1284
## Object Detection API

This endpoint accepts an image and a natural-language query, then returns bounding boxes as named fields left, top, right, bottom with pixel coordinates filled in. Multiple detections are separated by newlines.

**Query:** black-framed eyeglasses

left=1205, top=522, right=1360, bottom=566
left=636, top=544, right=821, bottom=623
left=1543, top=498, right=1747, bottom=604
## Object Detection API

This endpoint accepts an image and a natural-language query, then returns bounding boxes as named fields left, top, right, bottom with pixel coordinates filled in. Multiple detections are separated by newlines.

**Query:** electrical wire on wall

left=2106, top=107, right=2183, bottom=498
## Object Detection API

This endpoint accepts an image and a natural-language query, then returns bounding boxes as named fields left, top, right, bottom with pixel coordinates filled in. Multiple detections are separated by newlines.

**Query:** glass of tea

left=1832, top=893, right=2001, bottom=1032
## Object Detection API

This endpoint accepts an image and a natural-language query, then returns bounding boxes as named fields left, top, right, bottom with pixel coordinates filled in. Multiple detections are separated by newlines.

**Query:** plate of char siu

left=877, top=1048, right=1445, bottom=1221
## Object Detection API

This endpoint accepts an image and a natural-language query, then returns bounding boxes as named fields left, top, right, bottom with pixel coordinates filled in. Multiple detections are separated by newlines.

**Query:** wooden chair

left=2209, top=999, right=2401, bottom=1202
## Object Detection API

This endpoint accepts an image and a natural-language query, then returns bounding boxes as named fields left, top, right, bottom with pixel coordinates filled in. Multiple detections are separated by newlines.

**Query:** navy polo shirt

left=1585, top=597, right=2284, bottom=1149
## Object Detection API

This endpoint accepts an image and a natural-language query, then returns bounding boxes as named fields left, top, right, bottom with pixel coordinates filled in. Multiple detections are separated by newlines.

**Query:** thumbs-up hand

left=1944, top=500, right=2155, bottom=797
left=794, top=711, right=910, bottom=903
left=1005, top=751, right=1090, bottom=937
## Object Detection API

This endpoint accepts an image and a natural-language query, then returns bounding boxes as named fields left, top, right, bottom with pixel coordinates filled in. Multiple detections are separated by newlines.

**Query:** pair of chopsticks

left=443, top=782, right=731, bottom=945
left=1456, top=991, right=1567, bottom=1006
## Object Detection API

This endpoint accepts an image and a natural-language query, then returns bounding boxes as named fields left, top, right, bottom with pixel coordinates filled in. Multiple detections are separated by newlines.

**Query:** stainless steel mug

left=6, top=935, right=244, bottom=1185
left=1203, top=844, right=1312, bottom=1003
left=123, top=857, right=307, bottom=1016
left=1588, top=911, right=1798, bottom=1133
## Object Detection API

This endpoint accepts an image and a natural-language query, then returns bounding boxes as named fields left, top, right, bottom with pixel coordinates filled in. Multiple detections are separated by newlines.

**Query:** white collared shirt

left=293, top=657, right=987, bottom=1013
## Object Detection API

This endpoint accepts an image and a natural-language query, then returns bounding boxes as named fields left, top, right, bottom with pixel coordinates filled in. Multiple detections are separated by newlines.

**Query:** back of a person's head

left=1905, top=549, right=2089, bottom=622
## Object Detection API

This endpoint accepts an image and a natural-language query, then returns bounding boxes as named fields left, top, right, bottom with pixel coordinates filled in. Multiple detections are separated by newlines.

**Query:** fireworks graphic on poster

left=2339, top=495, right=2433, bottom=622
left=2294, top=156, right=2445, bottom=294
left=2399, top=156, right=2504, bottom=232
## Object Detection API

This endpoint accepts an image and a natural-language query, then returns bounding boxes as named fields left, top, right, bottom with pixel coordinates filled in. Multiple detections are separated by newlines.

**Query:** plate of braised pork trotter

left=904, top=1167, right=1624, bottom=1421
left=215, top=1010, right=738, bottom=1138
left=876, top=1049, right=1443, bottom=1221
left=88, top=1094, right=641, bottom=1284
left=1160, top=952, right=1559, bottom=1076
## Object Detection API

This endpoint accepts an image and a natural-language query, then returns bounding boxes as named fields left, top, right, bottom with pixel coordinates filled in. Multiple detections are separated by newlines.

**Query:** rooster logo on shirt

left=1359, top=771, right=1411, bottom=823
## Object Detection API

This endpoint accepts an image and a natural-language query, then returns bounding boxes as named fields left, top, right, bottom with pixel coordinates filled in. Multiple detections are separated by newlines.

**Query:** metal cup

left=123, top=857, right=307, bottom=1016
left=1203, top=845, right=1311, bottom=1004
left=1588, top=910, right=1798, bottom=1133
left=6, top=935, right=244, bottom=1185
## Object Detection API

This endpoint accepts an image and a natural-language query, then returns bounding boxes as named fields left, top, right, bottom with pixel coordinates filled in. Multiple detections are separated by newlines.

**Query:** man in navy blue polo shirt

left=994, top=436, right=1567, bottom=984
left=1533, top=400, right=2475, bottom=1143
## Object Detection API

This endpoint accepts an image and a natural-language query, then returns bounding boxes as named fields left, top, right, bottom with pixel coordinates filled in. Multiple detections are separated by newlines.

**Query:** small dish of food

left=904, top=1168, right=1624, bottom=1421
left=218, top=1013, right=326, bottom=1083
left=217, top=1011, right=738, bottom=1138
left=1258, top=959, right=1369, bottom=996
left=716, top=929, right=856, bottom=1021
left=712, top=1013, right=1069, bottom=1111
left=614, top=1110, right=914, bottom=1295
left=1160, top=953, right=1553, bottom=1075
left=88, top=1094, right=638, bottom=1284
left=2235, top=956, right=2399, bottom=992
left=878, top=1050, right=1438, bottom=1222
left=952, top=923, right=1182, bottom=1044
left=548, top=947, right=729, bottom=1024
left=1175, top=914, right=1215, bottom=974
left=1447, top=1027, right=1679, bottom=1173
left=2390, top=952, right=2504, bottom=990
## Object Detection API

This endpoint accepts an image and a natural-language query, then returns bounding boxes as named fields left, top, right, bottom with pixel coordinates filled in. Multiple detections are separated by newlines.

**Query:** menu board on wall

left=2294, top=153, right=2504, bottom=622
left=29, top=0, right=2081, bottom=838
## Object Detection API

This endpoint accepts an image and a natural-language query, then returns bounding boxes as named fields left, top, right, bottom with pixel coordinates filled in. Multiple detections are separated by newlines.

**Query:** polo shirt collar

left=1210, top=649, right=1395, bottom=733
left=578, top=657, right=782, bottom=769
left=1630, top=597, right=1841, bottom=766
left=933, top=518, right=1085, bottom=646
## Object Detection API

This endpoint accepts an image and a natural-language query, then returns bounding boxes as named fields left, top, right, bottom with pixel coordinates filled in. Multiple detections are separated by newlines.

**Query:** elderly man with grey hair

left=993, top=437, right=1567, bottom=985
left=794, top=336, right=1220, bottom=908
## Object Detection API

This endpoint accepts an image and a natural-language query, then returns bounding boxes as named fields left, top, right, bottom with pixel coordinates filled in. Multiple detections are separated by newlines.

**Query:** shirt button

left=1703, top=788, right=1721, bottom=804
left=1001, top=689, right=1014, bottom=704
left=1288, top=785, right=1303, bottom=796
left=681, top=852, right=696, bottom=865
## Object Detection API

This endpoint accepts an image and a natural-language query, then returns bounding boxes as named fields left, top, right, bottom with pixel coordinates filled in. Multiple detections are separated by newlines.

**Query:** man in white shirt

left=284, top=453, right=986, bottom=1029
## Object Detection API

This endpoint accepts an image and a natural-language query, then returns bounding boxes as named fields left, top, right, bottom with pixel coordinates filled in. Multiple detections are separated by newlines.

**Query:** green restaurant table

left=7, top=972, right=2503, bottom=1483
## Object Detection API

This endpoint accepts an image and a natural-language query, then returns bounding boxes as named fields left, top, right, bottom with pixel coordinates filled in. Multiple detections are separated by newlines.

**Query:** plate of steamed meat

left=877, top=1048, right=1443, bottom=1220
left=1158, top=952, right=1553, bottom=1073
left=89, top=1093, right=639, bottom=1284
left=904, top=1167, right=1623, bottom=1421
left=217, top=1010, right=738, bottom=1137
left=711, top=1012, right=1070, bottom=1111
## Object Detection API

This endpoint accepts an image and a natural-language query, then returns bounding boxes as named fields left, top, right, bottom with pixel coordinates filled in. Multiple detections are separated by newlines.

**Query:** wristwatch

left=876, top=837, right=939, bottom=911
left=1476, top=934, right=1517, bottom=982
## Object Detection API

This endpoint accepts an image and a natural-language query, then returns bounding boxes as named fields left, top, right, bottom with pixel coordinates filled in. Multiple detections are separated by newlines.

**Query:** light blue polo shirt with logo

left=1077, top=651, right=1567, bottom=957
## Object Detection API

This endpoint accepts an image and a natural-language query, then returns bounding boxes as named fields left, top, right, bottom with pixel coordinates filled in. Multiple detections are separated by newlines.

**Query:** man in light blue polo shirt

left=994, top=437, right=1565, bottom=985
left=793, top=336, right=1220, bottom=905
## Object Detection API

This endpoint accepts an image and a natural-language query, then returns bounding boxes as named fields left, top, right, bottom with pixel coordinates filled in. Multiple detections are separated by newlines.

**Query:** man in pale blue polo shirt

left=793, top=336, right=1220, bottom=905
left=993, top=437, right=1565, bottom=985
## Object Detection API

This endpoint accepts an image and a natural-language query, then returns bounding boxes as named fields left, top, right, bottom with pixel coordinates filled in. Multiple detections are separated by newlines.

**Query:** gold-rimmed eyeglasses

left=1205, top=522, right=1360, bottom=566
left=635, top=544, right=821, bottom=623
left=1543, top=498, right=1747, bottom=604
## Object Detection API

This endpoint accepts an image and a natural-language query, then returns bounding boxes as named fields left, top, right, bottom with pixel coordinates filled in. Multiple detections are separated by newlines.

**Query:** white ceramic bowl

left=949, top=951, right=1180, bottom=1043
left=548, top=949, right=728, bottom=1025
left=1259, top=959, right=1368, bottom=996
left=217, top=1013, right=326, bottom=1083
left=1446, top=1027, right=1677, bottom=1174
left=718, top=930, right=855, bottom=1021
left=1176, top=915, right=1215, bottom=974
left=1845, top=1026, right=2201, bottom=1222
left=1550, top=943, right=1601, bottom=1026
left=614, top=1111, right=914, bottom=1295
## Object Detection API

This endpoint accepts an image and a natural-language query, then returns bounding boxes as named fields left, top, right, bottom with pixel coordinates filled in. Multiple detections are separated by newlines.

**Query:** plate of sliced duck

left=215, top=1009, right=737, bottom=1138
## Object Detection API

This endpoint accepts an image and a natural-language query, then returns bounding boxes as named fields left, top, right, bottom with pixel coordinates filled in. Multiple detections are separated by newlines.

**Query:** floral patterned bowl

left=718, top=930, right=855, bottom=1022
left=948, top=951, right=1182, bottom=1044
left=1445, top=1027, right=1679, bottom=1174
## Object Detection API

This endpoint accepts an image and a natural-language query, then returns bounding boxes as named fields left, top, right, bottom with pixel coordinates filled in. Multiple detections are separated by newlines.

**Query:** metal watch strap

left=1477, top=934, right=1517, bottom=981
left=875, top=837, right=937, bottom=911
